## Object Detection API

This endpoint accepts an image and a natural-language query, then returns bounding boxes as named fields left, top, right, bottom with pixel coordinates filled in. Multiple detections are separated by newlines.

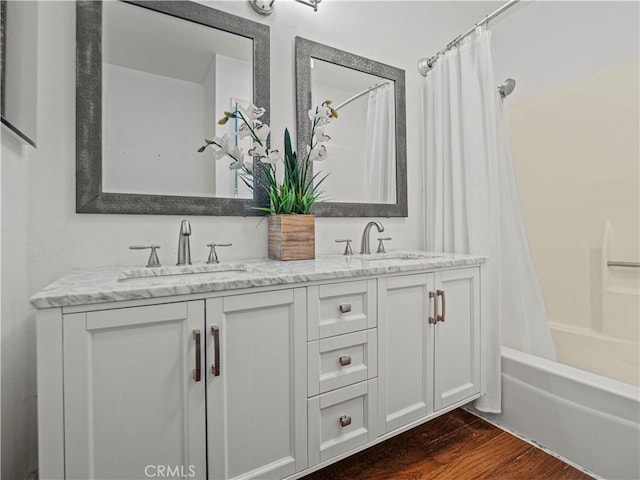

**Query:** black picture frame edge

left=1, top=0, right=38, bottom=148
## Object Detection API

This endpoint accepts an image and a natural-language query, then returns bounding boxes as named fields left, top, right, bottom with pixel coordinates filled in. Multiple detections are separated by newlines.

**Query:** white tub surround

left=32, top=252, right=491, bottom=480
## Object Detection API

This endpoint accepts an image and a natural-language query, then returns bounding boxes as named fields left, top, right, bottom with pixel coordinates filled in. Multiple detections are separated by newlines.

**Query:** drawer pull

left=339, top=355, right=352, bottom=366
left=339, top=304, right=352, bottom=314
left=339, top=415, right=352, bottom=427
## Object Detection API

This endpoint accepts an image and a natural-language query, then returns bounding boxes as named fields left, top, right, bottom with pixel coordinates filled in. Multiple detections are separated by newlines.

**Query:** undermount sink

left=356, top=252, right=441, bottom=261
left=117, top=263, right=249, bottom=282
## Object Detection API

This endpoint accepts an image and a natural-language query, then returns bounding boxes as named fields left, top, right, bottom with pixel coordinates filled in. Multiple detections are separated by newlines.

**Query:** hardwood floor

left=301, top=409, right=594, bottom=480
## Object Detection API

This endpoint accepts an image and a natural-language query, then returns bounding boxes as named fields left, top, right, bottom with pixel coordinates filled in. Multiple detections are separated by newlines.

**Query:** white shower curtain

left=365, top=83, right=396, bottom=203
left=423, top=27, right=556, bottom=413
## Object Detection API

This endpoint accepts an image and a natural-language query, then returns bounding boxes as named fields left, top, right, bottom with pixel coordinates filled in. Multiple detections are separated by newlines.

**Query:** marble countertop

left=30, top=251, right=487, bottom=309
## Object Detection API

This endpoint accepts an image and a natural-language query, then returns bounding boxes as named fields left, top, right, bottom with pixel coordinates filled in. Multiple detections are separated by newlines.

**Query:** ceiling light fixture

left=249, top=0, right=275, bottom=16
left=248, top=0, right=322, bottom=16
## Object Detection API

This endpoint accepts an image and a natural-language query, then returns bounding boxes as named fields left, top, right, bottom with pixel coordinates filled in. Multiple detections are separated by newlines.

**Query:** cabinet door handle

left=339, top=415, right=352, bottom=427
left=428, top=291, right=438, bottom=324
left=437, top=289, right=446, bottom=322
left=193, top=329, right=201, bottom=382
left=211, top=326, right=221, bottom=377
left=339, top=355, right=352, bottom=366
left=339, top=304, right=351, bottom=314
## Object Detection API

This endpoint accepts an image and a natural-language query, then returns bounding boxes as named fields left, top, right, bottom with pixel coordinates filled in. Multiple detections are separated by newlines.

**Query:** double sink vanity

left=32, top=1, right=487, bottom=476
left=32, top=236, right=486, bottom=480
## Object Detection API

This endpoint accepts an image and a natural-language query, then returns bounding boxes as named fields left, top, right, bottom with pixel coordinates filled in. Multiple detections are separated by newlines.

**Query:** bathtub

left=473, top=347, right=640, bottom=480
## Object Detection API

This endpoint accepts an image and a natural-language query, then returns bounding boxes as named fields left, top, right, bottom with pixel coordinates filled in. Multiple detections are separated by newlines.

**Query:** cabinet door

left=206, top=289, right=307, bottom=480
left=433, top=268, right=481, bottom=411
left=63, top=301, right=206, bottom=480
left=377, top=274, right=434, bottom=434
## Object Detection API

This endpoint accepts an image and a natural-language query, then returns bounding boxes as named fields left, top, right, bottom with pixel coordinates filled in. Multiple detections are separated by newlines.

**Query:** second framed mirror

left=295, top=36, right=407, bottom=217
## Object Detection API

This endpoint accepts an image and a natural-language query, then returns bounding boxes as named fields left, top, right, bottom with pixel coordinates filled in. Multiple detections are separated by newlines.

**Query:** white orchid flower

left=211, top=135, right=225, bottom=145
left=308, top=144, right=329, bottom=162
left=248, top=143, right=267, bottom=158
left=228, top=144, right=244, bottom=162
left=229, top=160, right=244, bottom=170
left=220, top=144, right=244, bottom=170
left=213, top=149, right=228, bottom=161
left=261, top=149, right=282, bottom=165
left=238, top=103, right=266, bottom=122
left=243, top=159, right=254, bottom=172
left=208, top=134, right=234, bottom=160
left=218, top=134, right=234, bottom=152
left=310, top=104, right=334, bottom=127
left=254, top=123, right=270, bottom=143
left=228, top=146, right=245, bottom=170
left=238, top=123, right=252, bottom=140
left=313, top=126, right=331, bottom=143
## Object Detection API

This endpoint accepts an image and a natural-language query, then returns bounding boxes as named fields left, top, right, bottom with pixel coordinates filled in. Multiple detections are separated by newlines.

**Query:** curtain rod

left=417, top=0, right=520, bottom=76
left=335, top=80, right=392, bottom=111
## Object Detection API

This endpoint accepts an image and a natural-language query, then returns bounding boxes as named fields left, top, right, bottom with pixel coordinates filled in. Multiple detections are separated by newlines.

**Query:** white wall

left=1, top=133, right=37, bottom=479
left=492, top=1, right=640, bottom=102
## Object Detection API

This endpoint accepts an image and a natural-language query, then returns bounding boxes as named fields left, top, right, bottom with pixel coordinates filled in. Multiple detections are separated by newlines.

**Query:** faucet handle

left=206, top=242, right=232, bottom=264
left=335, top=239, right=353, bottom=256
left=129, top=244, right=161, bottom=267
left=376, top=237, right=392, bottom=254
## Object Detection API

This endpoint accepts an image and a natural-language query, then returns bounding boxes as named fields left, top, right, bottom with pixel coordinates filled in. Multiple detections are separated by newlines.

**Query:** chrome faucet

left=360, top=221, right=385, bottom=254
left=177, top=219, right=192, bottom=265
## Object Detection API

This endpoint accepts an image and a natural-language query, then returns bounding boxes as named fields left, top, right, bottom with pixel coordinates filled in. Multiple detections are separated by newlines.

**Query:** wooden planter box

left=268, top=214, right=315, bottom=261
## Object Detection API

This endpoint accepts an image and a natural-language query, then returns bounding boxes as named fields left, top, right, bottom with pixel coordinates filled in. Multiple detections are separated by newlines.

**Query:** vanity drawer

left=308, top=379, right=378, bottom=466
left=308, top=329, right=377, bottom=397
left=307, top=280, right=376, bottom=340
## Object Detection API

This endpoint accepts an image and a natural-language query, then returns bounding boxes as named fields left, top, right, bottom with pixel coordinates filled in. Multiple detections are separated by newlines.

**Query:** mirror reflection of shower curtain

left=423, top=26, right=556, bottom=414
left=365, top=84, right=395, bottom=203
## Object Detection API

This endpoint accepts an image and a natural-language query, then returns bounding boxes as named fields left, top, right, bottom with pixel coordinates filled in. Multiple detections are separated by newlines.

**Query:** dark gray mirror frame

left=76, top=0, right=270, bottom=215
left=295, top=36, right=407, bottom=217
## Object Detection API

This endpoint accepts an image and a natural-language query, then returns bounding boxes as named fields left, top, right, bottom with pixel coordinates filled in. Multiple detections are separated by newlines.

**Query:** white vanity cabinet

left=39, top=290, right=308, bottom=480
left=34, top=257, right=486, bottom=480
left=205, top=289, right=307, bottom=480
left=61, top=301, right=207, bottom=480
left=377, top=268, right=481, bottom=435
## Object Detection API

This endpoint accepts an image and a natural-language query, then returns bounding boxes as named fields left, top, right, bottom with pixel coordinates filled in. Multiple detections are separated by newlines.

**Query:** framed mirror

left=295, top=37, right=407, bottom=217
left=76, top=1, right=270, bottom=215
